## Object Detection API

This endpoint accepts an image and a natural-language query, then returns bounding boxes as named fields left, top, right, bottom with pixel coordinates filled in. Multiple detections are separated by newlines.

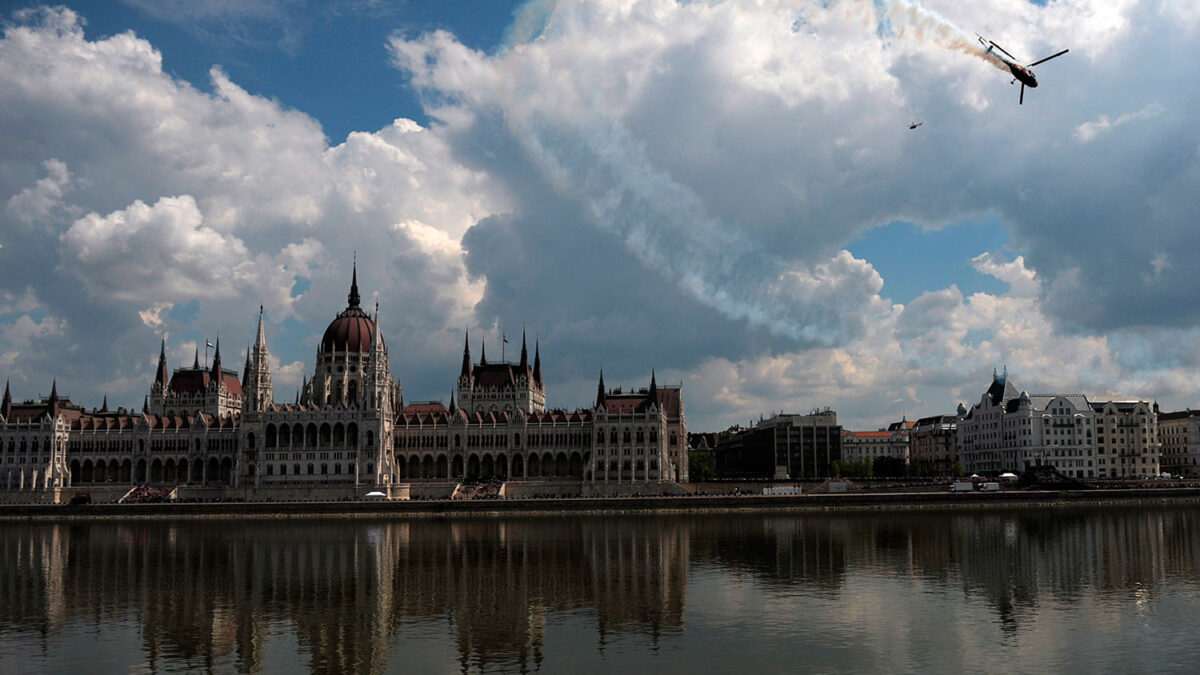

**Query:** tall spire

left=255, top=305, right=267, bottom=350
left=210, top=337, right=222, bottom=381
left=2, top=380, right=11, bottom=420
left=101, top=394, right=108, bottom=412
left=143, top=395, right=149, bottom=414
left=519, top=329, right=529, bottom=370
left=596, top=370, right=606, bottom=409
left=372, top=302, right=383, bottom=351
left=460, top=330, right=472, bottom=378
left=193, top=346, right=200, bottom=369
left=155, top=337, right=169, bottom=389
left=480, top=339, right=487, bottom=366
left=649, top=369, right=658, bottom=405
left=533, top=340, right=542, bottom=384
left=449, top=389, right=457, bottom=414
left=48, top=378, right=59, bottom=416
left=348, top=254, right=361, bottom=308
left=242, top=343, right=252, bottom=385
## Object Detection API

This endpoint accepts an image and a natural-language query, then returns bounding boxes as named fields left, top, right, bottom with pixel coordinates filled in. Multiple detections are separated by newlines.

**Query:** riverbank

left=3, top=486, right=1200, bottom=520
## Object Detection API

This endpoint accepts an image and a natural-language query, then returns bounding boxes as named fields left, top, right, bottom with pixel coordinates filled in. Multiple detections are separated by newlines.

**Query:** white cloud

left=5, top=158, right=75, bottom=227
left=1074, top=103, right=1163, bottom=143
left=61, top=195, right=252, bottom=302
left=138, top=302, right=174, bottom=330
left=5, top=2, right=1200, bottom=430
left=0, top=313, right=68, bottom=371
left=0, top=287, right=40, bottom=315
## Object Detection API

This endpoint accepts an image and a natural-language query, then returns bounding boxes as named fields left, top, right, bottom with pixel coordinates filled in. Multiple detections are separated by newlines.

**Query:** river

left=2, top=505, right=1199, bottom=673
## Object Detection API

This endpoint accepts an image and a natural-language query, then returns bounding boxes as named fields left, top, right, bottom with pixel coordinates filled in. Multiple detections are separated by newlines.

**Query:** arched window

left=280, top=464, right=286, bottom=475
left=348, top=380, right=358, bottom=405
left=307, top=464, right=314, bottom=475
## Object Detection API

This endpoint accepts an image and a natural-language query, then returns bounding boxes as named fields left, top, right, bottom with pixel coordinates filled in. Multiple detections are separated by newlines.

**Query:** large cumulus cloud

left=381, top=0, right=1200, bottom=426
left=4, top=2, right=1200, bottom=430
left=0, top=6, right=504, bottom=406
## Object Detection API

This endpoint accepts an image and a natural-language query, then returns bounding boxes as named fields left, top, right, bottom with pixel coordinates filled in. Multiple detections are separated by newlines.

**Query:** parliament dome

left=319, top=265, right=379, bottom=354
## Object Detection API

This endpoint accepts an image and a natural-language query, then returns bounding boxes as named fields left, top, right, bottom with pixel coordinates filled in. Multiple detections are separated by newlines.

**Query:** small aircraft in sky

left=908, top=121, right=923, bottom=130
left=976, top=34, right=1068, bottom=105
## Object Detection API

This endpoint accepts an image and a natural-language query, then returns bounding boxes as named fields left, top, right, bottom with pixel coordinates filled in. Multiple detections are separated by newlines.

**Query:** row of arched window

left=263, top=422, right=366, bottom=448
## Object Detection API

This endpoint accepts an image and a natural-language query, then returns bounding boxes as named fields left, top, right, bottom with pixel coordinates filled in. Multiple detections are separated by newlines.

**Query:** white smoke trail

left=883, top=0, right=1008, bottom=72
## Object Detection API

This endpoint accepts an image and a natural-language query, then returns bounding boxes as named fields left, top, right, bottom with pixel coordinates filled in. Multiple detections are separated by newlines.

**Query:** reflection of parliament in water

left=3, top=510, right=1199, bottom=671
left=0, top=519, right=690, bottom=672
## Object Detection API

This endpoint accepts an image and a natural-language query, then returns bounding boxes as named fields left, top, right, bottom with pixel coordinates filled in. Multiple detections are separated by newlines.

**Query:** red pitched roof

left=403, top=402, right=448, bottom=414
left=602, top=386, right=682, bottom=418
left=168, top=368, right=245, bottom=396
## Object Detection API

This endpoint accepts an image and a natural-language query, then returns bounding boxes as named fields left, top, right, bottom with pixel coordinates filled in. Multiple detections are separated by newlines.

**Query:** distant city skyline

left=2, top=1, right=1199, bottom=432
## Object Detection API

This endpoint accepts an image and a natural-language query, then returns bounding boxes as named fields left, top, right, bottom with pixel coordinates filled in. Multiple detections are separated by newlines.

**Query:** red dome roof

left=321, top=307, right=375, bottom=353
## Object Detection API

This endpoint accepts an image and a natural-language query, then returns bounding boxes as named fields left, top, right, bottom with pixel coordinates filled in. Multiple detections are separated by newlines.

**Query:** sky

left=2, top=0, right=1199, bottom=432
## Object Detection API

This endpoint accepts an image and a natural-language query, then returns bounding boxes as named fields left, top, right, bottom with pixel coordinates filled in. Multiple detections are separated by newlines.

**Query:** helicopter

left=976, top=34, right=1068, bottom=104
left=908, top=121, right=923, bottom=130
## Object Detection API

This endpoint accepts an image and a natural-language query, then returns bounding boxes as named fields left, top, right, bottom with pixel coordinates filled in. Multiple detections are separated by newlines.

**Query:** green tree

left=688, top=449, right=716, bottom=481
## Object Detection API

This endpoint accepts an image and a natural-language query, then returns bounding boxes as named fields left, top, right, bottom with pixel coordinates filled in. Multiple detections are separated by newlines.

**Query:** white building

left=956, top=368, right=1159, bottom=479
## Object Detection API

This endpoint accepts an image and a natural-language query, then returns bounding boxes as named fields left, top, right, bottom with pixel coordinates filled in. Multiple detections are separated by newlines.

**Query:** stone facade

left=909, top=415, right=957, bottom=474
left=956, top=368, right=1159, bottom=478
left=1157, top=408, right=1200, bottom=478
left=0, top=267, right=685, bottom=498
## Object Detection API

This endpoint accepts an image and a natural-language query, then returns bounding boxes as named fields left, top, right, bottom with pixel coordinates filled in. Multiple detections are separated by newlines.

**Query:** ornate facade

left=955, top=368, right=1160, bottom=478
left=0, top=266, right=687, bottom=499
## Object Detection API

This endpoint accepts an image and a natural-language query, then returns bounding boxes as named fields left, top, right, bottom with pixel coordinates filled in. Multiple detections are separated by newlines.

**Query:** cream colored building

left=1157, top=408, right=1200, bottom=477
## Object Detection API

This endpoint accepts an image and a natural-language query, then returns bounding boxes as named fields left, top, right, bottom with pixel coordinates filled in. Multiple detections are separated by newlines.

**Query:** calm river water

left=2, top=505, right=1200, bottom=673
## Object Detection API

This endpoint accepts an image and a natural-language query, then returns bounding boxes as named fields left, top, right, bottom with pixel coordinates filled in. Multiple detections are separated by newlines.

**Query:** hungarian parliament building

left=0, top=268, right=688, bottom=500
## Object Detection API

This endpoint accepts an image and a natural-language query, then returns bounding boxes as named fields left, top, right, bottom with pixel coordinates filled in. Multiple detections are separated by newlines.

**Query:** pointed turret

left=143, top=395, right=149, bottom=415
left=649, top=369, right=658, bottom=405
left=596, top=370, right=606, bottom=409
left=480, top=339, right=487, bottom=366
left=255, top=305, right=267, bottom=351
left=101, top=394, right=109, bottom=413
left=533, top=340, right=542, bottom=384
left=210, top=338, right=223, bottom=381
left=460, top=331, right=472, bottom=378
left=348, top=257, right=361, bottom=308
left=449, top=389, right=457, bottom=414
left=244, top=305, right=273, bottom=412
left=48, top=378, right=59, bottom=416
left=519, top=329, right=529, bottom=370
left=2, top=380, right=11, bottom=421
left=155, top=337, right=169, bottom=389
left=242, top=344, right=252, bottom=385
left=193, top=346, right=200, bottom=369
